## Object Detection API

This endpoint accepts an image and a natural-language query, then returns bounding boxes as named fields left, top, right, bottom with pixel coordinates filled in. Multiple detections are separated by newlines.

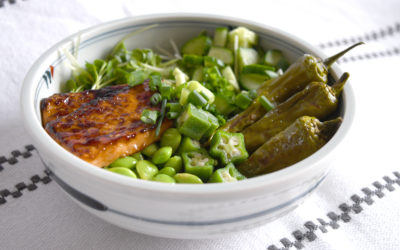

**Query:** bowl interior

left=24, top=14, right=353, bottom=193
left=33, top=16, right=311, bottom=119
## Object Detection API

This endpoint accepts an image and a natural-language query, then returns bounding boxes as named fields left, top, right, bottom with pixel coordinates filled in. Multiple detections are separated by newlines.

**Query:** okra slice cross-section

left=208, top=163, right=246, bottom=183
left=182, top=149, right=215, bottom=182
left=210, top=130, right=249, bottom=165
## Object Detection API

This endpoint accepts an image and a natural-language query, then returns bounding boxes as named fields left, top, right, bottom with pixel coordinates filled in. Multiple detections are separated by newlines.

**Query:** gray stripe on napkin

left=267, top=171, right=400, bottom=250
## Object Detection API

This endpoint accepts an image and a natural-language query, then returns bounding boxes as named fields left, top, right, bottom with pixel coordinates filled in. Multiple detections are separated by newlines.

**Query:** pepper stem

left=318, top=117, right=343, bottom=142
left=332, top=72, right=350, bottom=96
left=323, top=42, right=364, bottom=68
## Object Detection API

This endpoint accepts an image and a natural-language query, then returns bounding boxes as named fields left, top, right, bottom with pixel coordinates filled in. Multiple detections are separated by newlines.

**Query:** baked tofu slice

left=41, top=82, right=172, bottom=167
left=41, top=89, right=97, bottom=127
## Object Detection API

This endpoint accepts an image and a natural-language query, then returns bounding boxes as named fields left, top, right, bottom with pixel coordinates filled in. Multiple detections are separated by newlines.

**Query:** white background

left=0, top=0, right=399, bottom=249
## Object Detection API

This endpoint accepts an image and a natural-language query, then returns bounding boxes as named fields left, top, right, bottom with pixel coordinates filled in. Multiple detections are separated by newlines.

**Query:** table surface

left=0, top=0, right=399, bottom=249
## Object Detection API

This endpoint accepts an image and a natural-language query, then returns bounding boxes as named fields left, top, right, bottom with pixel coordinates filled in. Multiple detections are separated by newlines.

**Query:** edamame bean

left=152, top=146, right=172, bottom=165
left=152, top=174, right=176, bottom=183
left=108, top=167, right=137, bottom=178
left=174, top=173, right=203, bottom=184
left=136, top=160, right=158, bottom=180
left=132, top=152, right=144, bottom=161
left=142, top=144, right=159, bottom=157
left=160, top=128, right=182, bottom=152
left=159, top=166, right=176, bottom=177
left=164, top=155, right=183, bottom=172
left=109, top=156, right=137, bottom=169
left=132, top=168, right=139, bottom=177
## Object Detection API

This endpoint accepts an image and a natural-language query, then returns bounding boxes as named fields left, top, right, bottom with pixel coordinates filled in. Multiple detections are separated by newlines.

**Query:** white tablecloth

left=1, top=0, right=399, bottom=249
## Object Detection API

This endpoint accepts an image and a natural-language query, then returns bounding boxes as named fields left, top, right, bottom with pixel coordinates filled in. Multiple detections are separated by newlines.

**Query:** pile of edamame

left=106, top=128, right=246, bottom=184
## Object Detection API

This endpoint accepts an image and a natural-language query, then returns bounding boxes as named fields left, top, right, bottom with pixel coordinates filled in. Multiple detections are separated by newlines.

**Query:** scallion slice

left=259, top=95, right=275, bottom=112
left=141, top=109, right=159, bottom=124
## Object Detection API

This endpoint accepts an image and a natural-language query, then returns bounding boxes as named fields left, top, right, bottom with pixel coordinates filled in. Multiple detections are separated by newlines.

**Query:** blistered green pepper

left=243, top=73, right=349, bottom=152
left=182, top=149, right=215, bottom=182
left=210, top=130, right=248, bottom=165
left=222, top=43, right=362, bottom=133
left=238, top=116, right=342, bottom=177
left=208, top=163, right=246, bottom=183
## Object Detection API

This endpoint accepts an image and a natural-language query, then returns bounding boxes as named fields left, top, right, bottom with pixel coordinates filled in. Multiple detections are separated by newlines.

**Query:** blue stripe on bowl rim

left=34, top=21, right=305, bottom=107
left=104, top=175, right=325, bottom=227
left=44, top=147, right=325, bottom=227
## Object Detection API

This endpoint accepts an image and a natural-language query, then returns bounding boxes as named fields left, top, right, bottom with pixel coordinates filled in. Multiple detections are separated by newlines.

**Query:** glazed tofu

left=41, top=82, right=172, bottom=167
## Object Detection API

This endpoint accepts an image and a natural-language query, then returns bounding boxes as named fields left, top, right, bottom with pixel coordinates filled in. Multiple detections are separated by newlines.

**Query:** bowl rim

left=21, top=13, right=355, bottom=195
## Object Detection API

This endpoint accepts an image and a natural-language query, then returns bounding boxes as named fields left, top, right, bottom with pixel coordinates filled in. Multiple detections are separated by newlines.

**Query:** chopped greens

left=141, top=109, right=159, bottom=124
left=64, top=25, right=292, bottom=183
left=63, top=25, right=289, bottom=129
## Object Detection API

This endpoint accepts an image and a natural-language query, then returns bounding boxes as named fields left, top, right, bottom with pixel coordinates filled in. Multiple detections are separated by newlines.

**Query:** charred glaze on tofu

left=40, top=82, right=172, bottom=167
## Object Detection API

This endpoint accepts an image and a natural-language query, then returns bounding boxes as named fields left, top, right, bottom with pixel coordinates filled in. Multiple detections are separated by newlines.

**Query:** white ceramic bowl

left=21, top=13, right=354, bottom=239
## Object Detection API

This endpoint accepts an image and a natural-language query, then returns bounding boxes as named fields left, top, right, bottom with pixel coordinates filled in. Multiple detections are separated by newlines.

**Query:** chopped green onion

left=167, top=112, right=179, bottom=119
left=172, top=83, right=186, bottom=99
left=141, top=109, right=159, bottom=124
left=259, top=95, right=275, bottom=112
left=166, top=102, right=182, bottom=113
left=187, top=90, right=208, bottom=107
left=235, top=91, right=252, bottom=109
left=187, top=81, right=215, bottom=104
left=155, top=98, right=167, bottom=136
left=149, top=74, right=161, bottom=91
left=159, top=82, right=173, bottom=100
left=173, top=67, right=189, bottom=86
left=216, top=115, right=226, bottom=125
left=179, top=88, right=191, bottom=106
left=150, top=93, right=162, bottom=105
left=199, top=91, right=211, bottom=102
left=204, top=103, right=217, bottom=113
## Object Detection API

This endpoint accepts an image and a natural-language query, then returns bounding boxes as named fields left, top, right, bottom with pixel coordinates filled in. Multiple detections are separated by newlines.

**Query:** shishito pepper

left=238, top=116, right=342, bottom=177
left=208, top=163, right=246, bottom=183
left=210, top=130, right=249, bottom=165
left=243, top=72, right=349, bottom=152
left=222, top=43, right=362, bottom=133
left=182, top=149, right=215, bottom=182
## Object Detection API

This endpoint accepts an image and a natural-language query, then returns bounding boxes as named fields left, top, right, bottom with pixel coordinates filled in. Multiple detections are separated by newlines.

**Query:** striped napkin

left=1, top=0, right=399, bottom=249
